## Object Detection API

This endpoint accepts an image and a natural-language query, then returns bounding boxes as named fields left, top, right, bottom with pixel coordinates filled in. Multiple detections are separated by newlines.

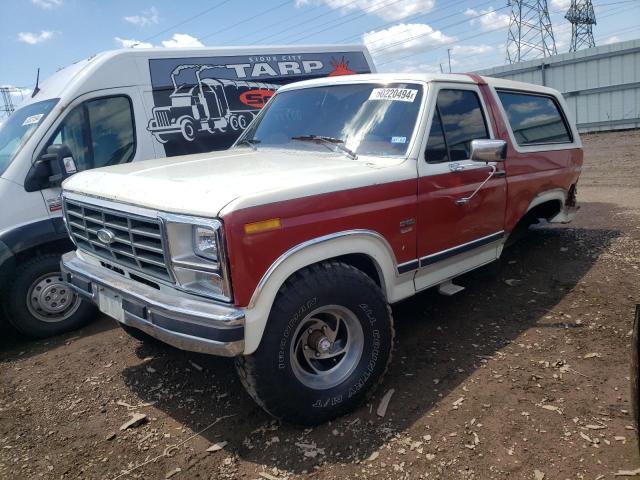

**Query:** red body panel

left=417, top=168, right=507, bottom=256
left=477, top=82, right=583, bottom=232
left=225, top=179, right=417, bottom=306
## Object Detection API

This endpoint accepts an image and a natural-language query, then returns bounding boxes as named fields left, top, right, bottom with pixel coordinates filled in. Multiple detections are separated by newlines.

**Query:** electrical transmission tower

left=565, top=0, right=596, bottom=52
left=0, top=87, right=18, bottom=118
left=506, top=0, right=558, bottom=64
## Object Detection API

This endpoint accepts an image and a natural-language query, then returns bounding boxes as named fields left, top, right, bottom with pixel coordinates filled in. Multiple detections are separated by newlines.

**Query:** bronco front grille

left=63, top=199, right=172, bottom=282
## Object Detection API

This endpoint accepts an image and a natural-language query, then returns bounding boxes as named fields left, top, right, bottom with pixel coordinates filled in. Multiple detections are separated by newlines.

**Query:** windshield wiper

left=237, top=138, right=260, bottom=150
left=291, top=135, right=357, bottom=160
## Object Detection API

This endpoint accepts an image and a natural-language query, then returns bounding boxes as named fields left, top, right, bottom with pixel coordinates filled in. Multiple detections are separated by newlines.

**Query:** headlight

left=193, top=226, right=218, bottom=261
left=160, top=215, right=231, bottom=302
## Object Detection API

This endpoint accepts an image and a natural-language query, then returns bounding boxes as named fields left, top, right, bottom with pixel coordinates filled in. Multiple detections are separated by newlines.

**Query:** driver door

left=36, top=90, right=140, bottom=215
left=414, top=83, right=507, bottom=291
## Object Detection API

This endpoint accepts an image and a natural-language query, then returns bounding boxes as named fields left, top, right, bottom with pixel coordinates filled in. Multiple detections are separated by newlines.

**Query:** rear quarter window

left=497, top=90, right=572, bottom=146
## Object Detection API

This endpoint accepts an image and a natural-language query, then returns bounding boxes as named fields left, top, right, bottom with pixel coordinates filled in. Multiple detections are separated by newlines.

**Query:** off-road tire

left=235, top=262, right=394, bottom=425
left=2, top=254, right=97, bottom=338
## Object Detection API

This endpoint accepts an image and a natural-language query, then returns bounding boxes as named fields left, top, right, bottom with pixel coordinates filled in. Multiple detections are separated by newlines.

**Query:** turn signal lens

left=244, top=218, right=281, bottom=235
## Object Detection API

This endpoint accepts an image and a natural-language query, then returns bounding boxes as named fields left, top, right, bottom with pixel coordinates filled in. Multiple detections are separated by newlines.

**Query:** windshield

left=239, top=83, right=424, bottom=157
left=0, top=99, right=58, bottom=176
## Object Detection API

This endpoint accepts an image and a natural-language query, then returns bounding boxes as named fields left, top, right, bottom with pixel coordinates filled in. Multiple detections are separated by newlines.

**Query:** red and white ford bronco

left=60, top=73, right=582, bottom=424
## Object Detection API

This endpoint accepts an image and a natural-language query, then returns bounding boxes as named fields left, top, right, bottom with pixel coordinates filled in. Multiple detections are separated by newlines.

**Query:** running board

left=438, top=280, right=465, bottom=296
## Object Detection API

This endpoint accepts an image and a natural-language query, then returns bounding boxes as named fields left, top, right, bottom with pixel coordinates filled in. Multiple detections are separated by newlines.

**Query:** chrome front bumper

left=61, top=251, right=245, bottom=356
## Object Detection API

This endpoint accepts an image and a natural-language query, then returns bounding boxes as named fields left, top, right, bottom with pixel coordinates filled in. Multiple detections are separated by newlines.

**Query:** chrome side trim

left=419, top=231, right=505, bottom=267
left=248, top=229, right=398, bottom=309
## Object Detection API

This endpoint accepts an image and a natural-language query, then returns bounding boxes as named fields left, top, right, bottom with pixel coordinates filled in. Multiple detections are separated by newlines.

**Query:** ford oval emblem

left=97, top=228, right=116, bottom=245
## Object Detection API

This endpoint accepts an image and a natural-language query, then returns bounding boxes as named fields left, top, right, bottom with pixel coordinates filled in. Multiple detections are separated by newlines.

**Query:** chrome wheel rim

left=290, top=305, right=364, bottom=390
left=26, top=272, right=81, bottom=323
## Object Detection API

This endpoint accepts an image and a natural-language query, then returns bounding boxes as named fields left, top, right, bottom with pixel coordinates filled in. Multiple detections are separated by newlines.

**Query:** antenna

left=506, top=0, right=557, bottom=64
left=32, top=68, right=41, bottom=98
left=565, top=0, right=596, bottom=52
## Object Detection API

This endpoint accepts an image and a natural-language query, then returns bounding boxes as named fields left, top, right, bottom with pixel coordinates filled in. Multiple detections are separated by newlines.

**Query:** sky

left=1, top=0, right=639, bottom=110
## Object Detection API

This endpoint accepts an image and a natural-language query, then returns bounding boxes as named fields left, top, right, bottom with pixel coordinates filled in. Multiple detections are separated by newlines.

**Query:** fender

left=525, top=188, right=566, bottom=214
left=242, top=229, right=415, bottom=354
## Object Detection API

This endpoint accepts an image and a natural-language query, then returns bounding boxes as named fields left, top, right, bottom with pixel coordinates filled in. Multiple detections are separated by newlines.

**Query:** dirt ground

left=1, top=129, right=640, bottom=480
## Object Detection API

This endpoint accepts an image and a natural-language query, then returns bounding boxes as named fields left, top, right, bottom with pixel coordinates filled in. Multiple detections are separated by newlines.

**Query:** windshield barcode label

left=369, top=88, right=418, bottom=102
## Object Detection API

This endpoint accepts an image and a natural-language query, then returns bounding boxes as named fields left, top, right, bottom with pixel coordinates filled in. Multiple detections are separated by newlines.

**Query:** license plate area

left=98, top=287, right=125, bottom=323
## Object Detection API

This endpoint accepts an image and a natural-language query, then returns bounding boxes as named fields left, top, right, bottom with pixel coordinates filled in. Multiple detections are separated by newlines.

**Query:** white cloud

left=604, top=35, right=620, bottom=45
left=114, top=37, right=153, bottom=49
left=124, top=7, right=160, bottom=27
left=296, top=0, right=435, bottom=21
left=464, top=7, right=510, bottom=32
left=161, top=33, right=204, bottom=48
left=17, top=31, right=56, bottom=45
left=31, top=0, right=62, bottom=9
left=452, top=44, right=494, bottom=56
left=363, top=23, right=455, bottom=56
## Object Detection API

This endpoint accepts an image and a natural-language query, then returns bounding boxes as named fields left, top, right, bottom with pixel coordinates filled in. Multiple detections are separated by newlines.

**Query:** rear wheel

left=235, top=262, right=394, bottom=425
left=2, top=254, right=97, bottom=338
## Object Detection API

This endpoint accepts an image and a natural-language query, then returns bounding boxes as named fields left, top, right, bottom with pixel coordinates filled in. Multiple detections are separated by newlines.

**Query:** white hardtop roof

left=277, top=72, right=562, bottom=97
left=20, top=44, right=371, bottom=109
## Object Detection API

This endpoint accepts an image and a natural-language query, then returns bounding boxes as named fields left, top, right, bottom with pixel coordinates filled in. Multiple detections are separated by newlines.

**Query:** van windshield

left=238, top=83, right=424, bottom=157
left=0, top=99, right=58, bottom=176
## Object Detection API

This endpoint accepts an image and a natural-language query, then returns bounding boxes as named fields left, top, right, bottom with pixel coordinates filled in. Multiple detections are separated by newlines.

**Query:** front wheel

left=235, top=262, right=394, bottom=425
left=2, top=254, right=97, bottom=338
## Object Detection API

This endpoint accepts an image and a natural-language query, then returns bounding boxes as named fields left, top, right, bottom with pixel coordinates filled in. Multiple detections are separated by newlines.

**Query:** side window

left=497, top=91, right=572, bottom=145
left=435, top=89, right=489, bottom=161
left=47, top=96, right=135, bottom=171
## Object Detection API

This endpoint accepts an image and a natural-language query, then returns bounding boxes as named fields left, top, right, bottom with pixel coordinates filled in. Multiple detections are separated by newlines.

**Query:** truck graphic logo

left=147, top=51, right=372, bottom=155
left=147, top=64, right=278, bottom=144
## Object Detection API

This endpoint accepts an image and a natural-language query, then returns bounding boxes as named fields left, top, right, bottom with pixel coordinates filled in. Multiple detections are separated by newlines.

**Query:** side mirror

left=470, top=139, right=507, bottom=162
left=24, top=144, right=77, bottom=192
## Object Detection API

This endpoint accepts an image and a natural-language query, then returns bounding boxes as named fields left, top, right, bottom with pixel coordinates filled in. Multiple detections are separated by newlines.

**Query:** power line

left=336, top=0, right=492, bottom=44
left=198, top=0, right=293, bottom=42
left=370, top=5, right=510, bottom=55
left=139, top=0, right=233, bottom=44
left=238, top=0, right=368, bottom=44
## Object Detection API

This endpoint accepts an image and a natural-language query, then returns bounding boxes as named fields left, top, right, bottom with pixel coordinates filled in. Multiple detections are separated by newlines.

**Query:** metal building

left=476, top=38, right=640, bottom=133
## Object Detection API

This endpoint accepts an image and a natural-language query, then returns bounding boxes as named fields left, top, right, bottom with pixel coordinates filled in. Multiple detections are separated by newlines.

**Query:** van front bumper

left=61, top=251, right=245, bottom=356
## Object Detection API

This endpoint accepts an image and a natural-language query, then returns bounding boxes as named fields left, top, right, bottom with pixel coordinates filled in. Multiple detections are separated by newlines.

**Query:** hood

left=62, top=149, right=413, bottom=218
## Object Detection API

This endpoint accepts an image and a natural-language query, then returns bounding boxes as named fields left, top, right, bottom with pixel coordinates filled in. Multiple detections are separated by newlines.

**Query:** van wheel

left=2, top=254, right=97, bottom=338
left=180, top=118, right=197, bottom=142
left=235, top=262, right=394, bottom=425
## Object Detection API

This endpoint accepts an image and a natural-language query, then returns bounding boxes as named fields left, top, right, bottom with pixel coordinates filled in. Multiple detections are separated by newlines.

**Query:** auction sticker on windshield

left=369, top=88, right=418, bottom=102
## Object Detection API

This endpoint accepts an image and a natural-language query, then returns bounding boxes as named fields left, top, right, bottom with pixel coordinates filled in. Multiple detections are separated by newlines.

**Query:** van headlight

left=160, top=214, right=232, bottom=302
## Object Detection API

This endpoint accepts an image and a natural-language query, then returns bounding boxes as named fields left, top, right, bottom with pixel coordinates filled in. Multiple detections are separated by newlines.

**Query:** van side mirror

left=470, top=139, right=507, bottom=162
left=24, top=144, right=77, bottom=192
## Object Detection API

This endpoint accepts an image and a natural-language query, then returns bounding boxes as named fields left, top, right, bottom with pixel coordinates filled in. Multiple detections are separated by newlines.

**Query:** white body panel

left=62, top=149, right=414, bottom=217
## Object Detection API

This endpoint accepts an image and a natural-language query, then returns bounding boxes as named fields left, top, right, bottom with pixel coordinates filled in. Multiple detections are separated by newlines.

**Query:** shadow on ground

left=118, top=203, right=620, bottom=474
left=0, top=314, right=117, bottom=362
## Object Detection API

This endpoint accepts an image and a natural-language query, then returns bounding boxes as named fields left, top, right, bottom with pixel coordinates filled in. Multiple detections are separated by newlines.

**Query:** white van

left=0, top=45, right=375, bottom=338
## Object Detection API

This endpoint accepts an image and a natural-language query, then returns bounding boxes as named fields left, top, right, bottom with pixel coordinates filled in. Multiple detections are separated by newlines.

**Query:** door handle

left=455, top=164, right=497, bottom=206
